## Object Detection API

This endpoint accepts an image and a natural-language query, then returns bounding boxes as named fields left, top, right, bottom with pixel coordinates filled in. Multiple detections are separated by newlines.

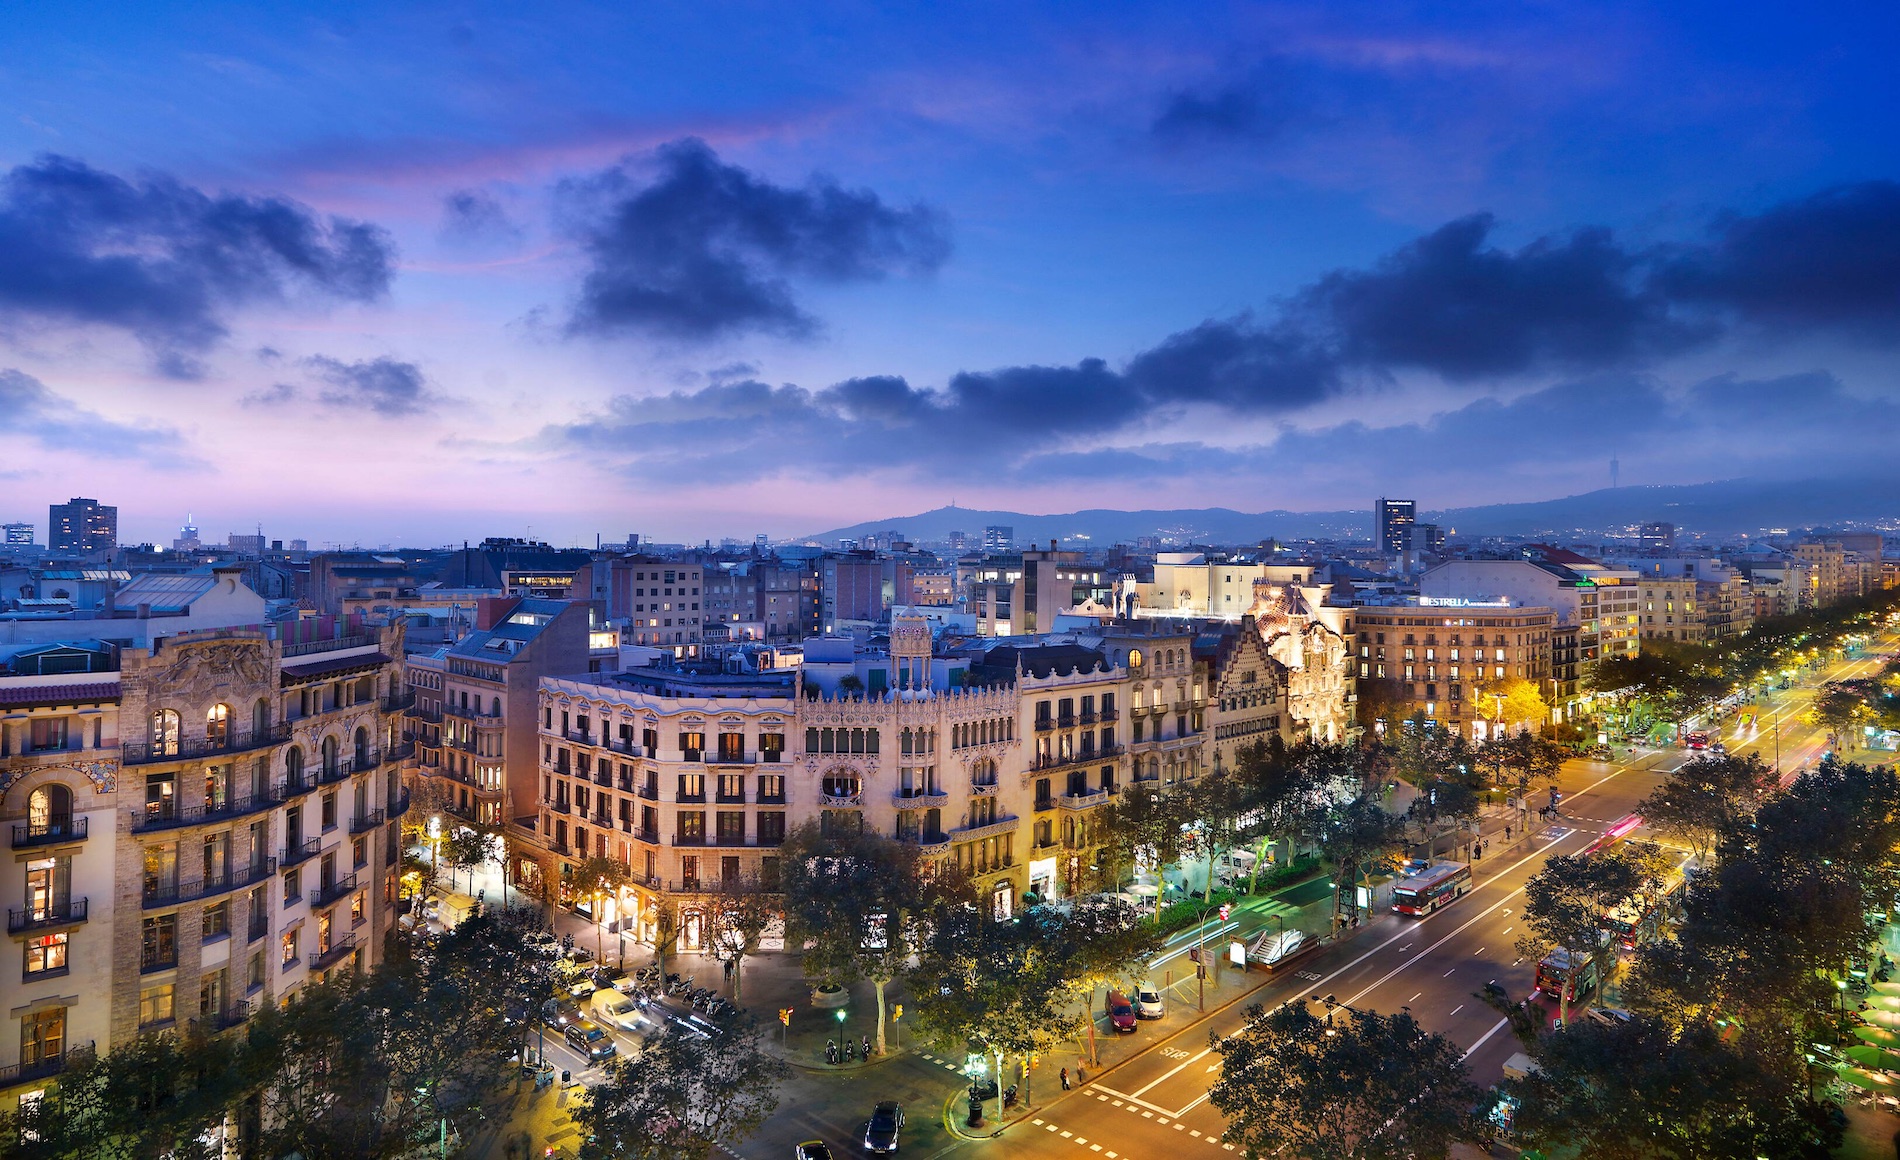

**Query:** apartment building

left=604, top=557, right=705, bottom=652
left=1351, top=598, right=1555, bottom=737
left=0, top=618, right=411, bottom=1115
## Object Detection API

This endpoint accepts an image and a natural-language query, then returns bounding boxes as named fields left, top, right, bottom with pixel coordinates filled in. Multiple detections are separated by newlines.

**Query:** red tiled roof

left=0, top=680, right=121, bottom=708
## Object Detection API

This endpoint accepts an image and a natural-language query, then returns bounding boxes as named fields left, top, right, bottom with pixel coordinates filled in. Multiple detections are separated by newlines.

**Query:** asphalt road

left=730, top=637, right=1895, bottom=1160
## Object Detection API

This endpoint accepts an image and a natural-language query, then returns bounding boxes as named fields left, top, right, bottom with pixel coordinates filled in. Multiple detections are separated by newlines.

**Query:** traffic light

left=893, top=1004, right=903, bottom=1021
left=779, top=1008, right=792, bottom=1027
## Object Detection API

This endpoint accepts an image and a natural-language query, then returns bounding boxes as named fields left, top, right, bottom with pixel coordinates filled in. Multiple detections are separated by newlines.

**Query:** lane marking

left=1450, top=1004, right=1463, bottom=1016
left=1462, top=1017, right=1511, bottom=1060
left=1407, top=992, right=1422, bottom=1004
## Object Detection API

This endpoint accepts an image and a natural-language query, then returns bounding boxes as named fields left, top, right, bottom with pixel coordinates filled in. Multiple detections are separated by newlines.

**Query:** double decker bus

left=1601, top=846, right=1689, bottom=950
left=1391, top=861, right=1473, bottom=916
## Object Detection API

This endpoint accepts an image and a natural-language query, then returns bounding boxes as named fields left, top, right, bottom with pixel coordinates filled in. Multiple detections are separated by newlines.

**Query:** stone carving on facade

left=156, top=640, right=271, bottom=693
left=1249, top=583, right=1352, bottom=743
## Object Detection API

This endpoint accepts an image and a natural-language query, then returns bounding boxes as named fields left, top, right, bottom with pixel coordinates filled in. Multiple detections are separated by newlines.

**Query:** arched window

left=252, top=698, right=271, bottom=737
left=285, top=746, right=304, bottom=787
left=353, top=727, right=371, bottom=769
left=27, top=784, right=71, bottom=837
left=150, top=709, right=180, bottom=757
left=206, top=703, right=231, bottom=749
left=1128, top=649, right=1143, bottom=670
left=321, top=735, right=339, bottom=777
left=491, top=697, right=501, bottom=717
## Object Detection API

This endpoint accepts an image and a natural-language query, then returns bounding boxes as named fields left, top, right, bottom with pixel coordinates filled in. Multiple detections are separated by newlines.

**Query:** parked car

left=1106, top=990, right=1137, bottom=1033
left=862, top=1102, right=904, bottom=1154
left=793, top=1143, right=834, bottom=1160
left=567, top=975, right=598, bottom=999
left=561, top=946, right=596, bottom=967
left=1582, top=1007, right=1634, bottom=1028
left=563, top=1019, right=617, bottom=1062
left=1134, top=986, right=1165, bottom=1020
left=592, top=989, right=648, bottom=1033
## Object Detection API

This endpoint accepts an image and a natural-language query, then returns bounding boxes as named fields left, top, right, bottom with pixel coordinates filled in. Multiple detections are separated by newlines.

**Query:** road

left=727, top=636, right=1896, bottom=1160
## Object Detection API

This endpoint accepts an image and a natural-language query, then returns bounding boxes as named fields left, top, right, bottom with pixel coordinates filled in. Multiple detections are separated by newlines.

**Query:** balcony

left=1060, top=788, right=1111, bottom=811
left=382, top=691, right=415, bottom=713
left=900, top=831, right=950, bottom=852
left=1029, top=744, right=1121, bottom=773
left=1173, top=700, right=1191, bottom=713
left=970, top=781, right=999, bottom=797
left=144, top=859, right=277, bottom=909
left=407, top=704, right=443, bottom=724
left=1078, top=710, right=1097, bottom=725
left=670, top=833, right=706, bottom=847
left=0, top=1044, right=92, bottom=1090
left=1099, top=708, right=1120, bottom=722
left=310, top=873, right=358, bottom=909
left=1034, top=717, right=1055, bottom=732
left=675, top=792, right=706, bottom=805
left=387, top=789, right=412, bottom=818
left=636, top=783, right=660, bottom=801
left=281, top=838, right=320, bottom=870
left=949, top=815, right=1020, bottom=843
left=284, top=631, right=376, bottom=658
left=629, top=827, right=660, bottom=845
left=11, top=816, right=87, bottom=848
left=1056, top=714, right=1076, bottom=730
left=1034, top=796, right=1056, bottom=813
left=547, top=800, right=572, bottom=816
left=350, top=808, right=386, bottom=835
left=192, top=1000, right=252, bottom=1035
left=442, top=702, right=502, bottom=722
left=9, top=898, right=87, bottom=933
left=710, top=751, right=756, bottom=766
left=819, top=791, right=864, bottom=808
left=121, top=722, right=292, bottom=765
left=891, top=789, right=949, bottom=810
left=131, top=786, right=284, bottom=833
left=309, top=934, right=358, bottom=972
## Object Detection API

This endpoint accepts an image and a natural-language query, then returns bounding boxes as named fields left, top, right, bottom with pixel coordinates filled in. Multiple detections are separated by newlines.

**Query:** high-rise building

left=983, top=525, right=1014, bottom=553
left=172, top=515, right=201, bottom=552
left=946, top=530, right=969, bottom=552
left=1638, top=522, right=1676, bottom=553
left=3, top=522, right=33, bottom=546
left=48, top=498, right=117, bottom=553
left=1375, top=498, right=1415, bottom=556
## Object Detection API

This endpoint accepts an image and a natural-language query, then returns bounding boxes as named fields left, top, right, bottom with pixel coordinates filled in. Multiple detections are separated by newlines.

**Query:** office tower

left=48, top=498, right=117, bottom=553
left=1375, top=498, right=1415, bottom=556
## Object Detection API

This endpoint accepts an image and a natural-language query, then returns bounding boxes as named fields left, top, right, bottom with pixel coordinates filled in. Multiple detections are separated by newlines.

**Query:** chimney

left=1050, top=539, right=1057, bottom=552
left=103, top=586, right=117, bottom=616
left=476, top=596, right=520, bottom=631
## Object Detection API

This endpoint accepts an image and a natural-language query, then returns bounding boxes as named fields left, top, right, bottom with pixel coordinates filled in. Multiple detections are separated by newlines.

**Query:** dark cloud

left=0, top=155, right=395, bottom=375
left=557, top=137, right=951, bottom=341
left=1651, top=181, right=1900, bottom=336
left=0, top=368, right=202, bottom=466
left=439, top=188, right=521, bottom=246
left=1151, top=84, right=1289, bottom=144
left=303, top=355, right=437, bottom=416
left=536, top=181, right=1900, bottom=487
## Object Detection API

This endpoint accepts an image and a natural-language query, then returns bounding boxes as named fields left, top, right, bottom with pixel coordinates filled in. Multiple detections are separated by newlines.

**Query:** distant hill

left=799, top=477, right=1896, bottom=547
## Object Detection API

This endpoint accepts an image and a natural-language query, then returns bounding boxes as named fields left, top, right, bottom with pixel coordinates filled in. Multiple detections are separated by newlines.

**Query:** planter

left=811, top=984, right=849, bottom=1009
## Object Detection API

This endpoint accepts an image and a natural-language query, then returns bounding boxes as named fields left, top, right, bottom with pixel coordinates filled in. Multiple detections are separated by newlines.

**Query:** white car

left=592, top=989, right=647, bottom=1033
left=1581, top=1006, right=1634, bottom=1028
left=1134, top=986, right=1165, bottom=1019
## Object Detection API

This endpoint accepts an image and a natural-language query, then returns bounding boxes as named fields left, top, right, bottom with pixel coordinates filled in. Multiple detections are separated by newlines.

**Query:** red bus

left=1534, top=947, right=1600, bottom=1003
left=1391, top=861, right=1473, bottom=916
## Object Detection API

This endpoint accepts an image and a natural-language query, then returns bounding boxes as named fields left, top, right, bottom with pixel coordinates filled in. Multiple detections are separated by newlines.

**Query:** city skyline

left=1, top=3, right=1898, bottom=544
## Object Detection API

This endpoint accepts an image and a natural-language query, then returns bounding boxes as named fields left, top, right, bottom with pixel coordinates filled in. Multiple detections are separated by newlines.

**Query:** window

left=757, top=813, right=786, bottom=846
left=203, top=900, right=230, bottom=940
left=282, top=926, right=300, bottom=966
left=678, top=731, right=705, bottom=760
left=140, top=984, right=175, bottom=1027
left=24, top=785, right=72, bottom=839
left=28, top=716, right=68, bottom=752
left=284, top=867, right=301, bottom=905
left=678, top=773, right=705, bottom=801
left=321, top=792, right=338, bottom=831
left=206, top=703, right=231, bottom=749
left=20, top=1009, right=63, bottom=1068
left=676, top=812, right=706, bottom=843
left=24, top=932, right=68, bottom=977
left=150, top=709, right=180, bottom=757
left=142, top=915, right=177, bottom=971
left=717, top=812, right=745, bottom=844
left=353, top=837, right=368, bottom=868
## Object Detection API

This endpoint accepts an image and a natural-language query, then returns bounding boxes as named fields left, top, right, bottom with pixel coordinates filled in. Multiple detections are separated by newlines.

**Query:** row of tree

left=1506, top=754, right=1900, bottom=1157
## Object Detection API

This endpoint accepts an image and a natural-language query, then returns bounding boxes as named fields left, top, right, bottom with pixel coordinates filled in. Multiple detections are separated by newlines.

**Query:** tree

left=1232, top=738, right=1385, bottom=890
left=441, top=825, right=495, bottom=895
left=1209, top=1001, right=1480, bottom=1160
left=1635, top=752, right=1777, bottom=866
left=570, top=855, right=633, bottom=965
left=1, top=1033, right=237, bottom=1160
left=1507, top=1012, right=1839, bottom=1160
left=699, top=873, right=777, bottom=1002
left=1315, top=793, right=1406, bottom=926
left=1408, top=776, right=1481, bottom=861
left=780, top=823, right=930, bottom=1055
left=1098, top=779, right=1194, bottom=894
left=1475, top=675, right=1551, bottom=734
left=574, top=1017, right=787, bottom=1160
left=1517, top=851, right=1641, bottom=1027
left=1483, top=729, right=1566, bottom=829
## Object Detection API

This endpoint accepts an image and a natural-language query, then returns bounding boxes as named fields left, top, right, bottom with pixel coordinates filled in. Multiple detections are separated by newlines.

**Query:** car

left=563, top=1019, right=617, bottom=1062
left=567, top=976, right=598, bottom=999
left=562, top=946, right=596, bottom=966
left=541, top=999, right=583, bottom=1030
left=592, top=989, right=648, bottom=1033
left=1106, top=990, right=1137, bottom=1033
left=524, top=931, right=558, bottom=955
left=1134, top=986, right=1165, bottom=1019
left=793, top=1143, right=835, bottom=1160
left=862, top=1101, right=904, bottom=1154
left=1685, top=732, right=1710, bottom=750
left=1582, top=1007, right=1634, bottom=1028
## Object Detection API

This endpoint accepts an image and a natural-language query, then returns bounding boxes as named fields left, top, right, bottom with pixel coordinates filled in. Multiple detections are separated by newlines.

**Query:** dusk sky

left=2, top=2, right=1897, bottom=547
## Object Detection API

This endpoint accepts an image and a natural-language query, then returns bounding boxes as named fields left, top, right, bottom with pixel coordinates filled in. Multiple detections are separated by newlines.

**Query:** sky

left=0, top=1, right=1896, bottom=547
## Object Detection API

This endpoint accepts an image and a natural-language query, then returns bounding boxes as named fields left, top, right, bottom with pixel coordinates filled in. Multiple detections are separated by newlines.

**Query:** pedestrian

left=1060, top=1066, right=1071, bottom=1090
left=862, top=1033, right=871, bottom=1058
left=1505, top=826, right=1512, bottom=841
left=825, top=1038, right=837, bottom=1065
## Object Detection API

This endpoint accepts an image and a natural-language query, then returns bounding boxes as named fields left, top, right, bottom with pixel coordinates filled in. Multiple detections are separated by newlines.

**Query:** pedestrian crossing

left=1029, top=1091, right=1240, bottom=1154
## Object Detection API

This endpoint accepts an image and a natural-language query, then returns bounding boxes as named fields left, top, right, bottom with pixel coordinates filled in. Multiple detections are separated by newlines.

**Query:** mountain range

left=802, top=476, right=1895, bottom=547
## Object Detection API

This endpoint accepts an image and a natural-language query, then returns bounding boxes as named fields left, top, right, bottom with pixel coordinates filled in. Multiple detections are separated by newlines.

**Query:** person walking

left=825, top=1039, right=837, bottom=1065
left=861, top=1033, right=871, bottom=1059
left=1060, top=1066, right=1071, bottom=1090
